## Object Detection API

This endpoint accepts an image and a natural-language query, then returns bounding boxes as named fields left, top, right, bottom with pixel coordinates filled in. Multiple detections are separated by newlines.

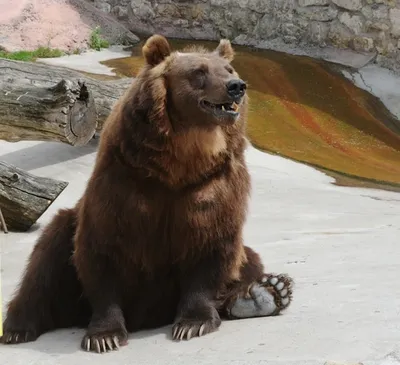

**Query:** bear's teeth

left=221, top=105, right=226, bottom=111
left=232, top=103, right=239, bottom=112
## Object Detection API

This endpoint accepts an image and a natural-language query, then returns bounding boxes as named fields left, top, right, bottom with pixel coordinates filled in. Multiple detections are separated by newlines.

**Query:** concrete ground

left=37, top=45, right=132, bottom=75
left=1, top=53, right=400, bottom=365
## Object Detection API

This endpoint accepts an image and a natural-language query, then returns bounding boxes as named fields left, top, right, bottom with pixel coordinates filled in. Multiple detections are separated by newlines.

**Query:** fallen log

left=0, top=79, right=97, bottom=146
left=0, top=161, right=68, bottom=232
left=0, top=58, right=132, bottom=133
left=0, top=207, right=8, bottom=233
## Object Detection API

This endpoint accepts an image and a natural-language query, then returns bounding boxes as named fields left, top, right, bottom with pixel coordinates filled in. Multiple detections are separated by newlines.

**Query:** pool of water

left=102, top=38, right=400, bottom=191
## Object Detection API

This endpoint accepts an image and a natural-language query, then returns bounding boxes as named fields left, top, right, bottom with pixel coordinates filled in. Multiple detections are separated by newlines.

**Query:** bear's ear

left=215, top=39, right=235, bottom=62
left=142, top=35, right=171, bottom=67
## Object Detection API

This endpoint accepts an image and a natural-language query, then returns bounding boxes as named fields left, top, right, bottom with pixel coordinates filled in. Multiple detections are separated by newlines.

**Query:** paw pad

left=264, top=273, right=293, bottom=310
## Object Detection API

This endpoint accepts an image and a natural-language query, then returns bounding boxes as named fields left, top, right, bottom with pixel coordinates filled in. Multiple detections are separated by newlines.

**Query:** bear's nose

left=226, top=79, right=247, bottom=100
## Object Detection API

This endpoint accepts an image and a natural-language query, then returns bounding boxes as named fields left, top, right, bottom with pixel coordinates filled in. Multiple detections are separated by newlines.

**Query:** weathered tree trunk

left=0, top=79, right=97, bottom=146
left=0, top=161, right=68, bottom=232
left=0, top=59, right=132, bottom=133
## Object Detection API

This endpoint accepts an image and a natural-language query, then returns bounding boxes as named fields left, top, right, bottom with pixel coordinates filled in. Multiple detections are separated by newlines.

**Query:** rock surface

left=91, top=0, right=400, bottom=73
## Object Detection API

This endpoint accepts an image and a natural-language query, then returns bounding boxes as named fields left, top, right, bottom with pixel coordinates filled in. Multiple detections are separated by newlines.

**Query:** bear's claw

left=0, top=318, right=38, bottom=345
left=1, top=330, right=36, bottom=344
left=81, top=332, right=126, bottom=354
left=172, top=319, right=219, bottom=341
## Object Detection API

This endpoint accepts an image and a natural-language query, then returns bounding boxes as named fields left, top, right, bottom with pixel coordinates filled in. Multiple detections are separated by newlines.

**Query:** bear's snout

left=226, top=79, right=247, bottom=101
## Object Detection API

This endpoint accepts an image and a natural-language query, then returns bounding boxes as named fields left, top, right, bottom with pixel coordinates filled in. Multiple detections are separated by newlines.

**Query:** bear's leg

left=73, top=236, right=128, bottom=353
left=1, top=208, right=89, bottom=345
left=172, top=251, right=224, bottom=341
left=80, top=300, right=127, bottom=354
left=222, top=246, right=293, bottom=319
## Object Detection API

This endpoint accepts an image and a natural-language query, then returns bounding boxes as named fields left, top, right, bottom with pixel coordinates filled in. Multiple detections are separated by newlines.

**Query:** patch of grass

left=34, top=46, right=63, bottom=58
left=65, top=48, right=82, bottom=56
left=0, top=50, right=34, bottom=61
left=89, top=26, right=110, bottom=51
left=0, top=47, right=64, bottom=62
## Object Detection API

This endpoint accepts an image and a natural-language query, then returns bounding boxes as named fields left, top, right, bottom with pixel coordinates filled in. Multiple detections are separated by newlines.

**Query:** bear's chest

left=129, top=174, right=230, bottom=237
left=114, top=156, right=249, bottom=271
left=156, top=127, right=229, bottom=190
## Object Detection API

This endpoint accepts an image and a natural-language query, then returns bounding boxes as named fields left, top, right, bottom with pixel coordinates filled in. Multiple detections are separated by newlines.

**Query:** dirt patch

left=0, top=0, right=139, bottom=52
left=0, top=0, right=92, bottom=52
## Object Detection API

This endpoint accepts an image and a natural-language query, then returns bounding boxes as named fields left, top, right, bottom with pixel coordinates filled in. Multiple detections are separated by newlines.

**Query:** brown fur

left=1, top=35, right=284, bottom=352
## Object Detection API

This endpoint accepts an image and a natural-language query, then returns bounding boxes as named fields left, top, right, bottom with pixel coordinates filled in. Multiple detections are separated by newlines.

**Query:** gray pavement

left=0, top=141, right=399, bottom=365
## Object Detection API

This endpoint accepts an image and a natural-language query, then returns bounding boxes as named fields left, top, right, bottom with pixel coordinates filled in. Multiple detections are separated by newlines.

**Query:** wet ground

left=102, top=39, right=400, bottom=191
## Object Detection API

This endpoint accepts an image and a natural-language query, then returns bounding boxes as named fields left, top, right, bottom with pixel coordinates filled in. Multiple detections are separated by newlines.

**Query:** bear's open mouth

left=200, top=100, right=240, bottom=118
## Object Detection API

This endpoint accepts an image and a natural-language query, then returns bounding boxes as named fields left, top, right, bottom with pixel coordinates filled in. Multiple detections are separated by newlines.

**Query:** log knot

left=49, top=79, right=89, bottom=107
left=77, top=80, right=90, bottom=105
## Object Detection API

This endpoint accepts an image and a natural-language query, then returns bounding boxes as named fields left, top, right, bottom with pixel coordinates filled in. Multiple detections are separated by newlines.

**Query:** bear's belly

left=166, top=172, right=248, bottom=261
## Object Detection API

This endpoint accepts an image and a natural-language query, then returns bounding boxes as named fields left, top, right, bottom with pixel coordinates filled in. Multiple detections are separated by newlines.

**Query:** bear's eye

left=191, top=68, right=207, bottom=89
left=226, top=66, right=234, bottom=74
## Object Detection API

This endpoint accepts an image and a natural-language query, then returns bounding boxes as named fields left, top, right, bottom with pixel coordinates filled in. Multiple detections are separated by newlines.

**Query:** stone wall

left=90, top=0, right=400, bottom=72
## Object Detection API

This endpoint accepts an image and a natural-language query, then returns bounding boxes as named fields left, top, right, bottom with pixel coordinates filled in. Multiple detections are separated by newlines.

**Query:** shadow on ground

left=0, top=137, right=99, bottom=172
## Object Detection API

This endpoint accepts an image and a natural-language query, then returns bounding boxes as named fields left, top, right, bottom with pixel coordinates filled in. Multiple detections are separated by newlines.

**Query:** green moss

left=89, top=26, right=110, bottom=51
left=0, top=47, right=63, bottom=62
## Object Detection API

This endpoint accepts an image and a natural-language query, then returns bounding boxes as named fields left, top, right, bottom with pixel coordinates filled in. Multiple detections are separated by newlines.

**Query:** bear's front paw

left=1, top=329, right=38, bottom=345
left=172, top=306, right=221, bottom=341
left=81, top=327, right=128, bottom=354
left=1, top=317, right=38, bottom=345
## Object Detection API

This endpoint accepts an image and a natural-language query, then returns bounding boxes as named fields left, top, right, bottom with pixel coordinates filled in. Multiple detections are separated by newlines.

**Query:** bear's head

left=140, top=35, right=247, bottom=135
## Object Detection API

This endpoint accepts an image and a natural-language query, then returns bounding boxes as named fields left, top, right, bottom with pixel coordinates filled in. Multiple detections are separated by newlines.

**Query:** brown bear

left=1, top=35, right=293, bottom=353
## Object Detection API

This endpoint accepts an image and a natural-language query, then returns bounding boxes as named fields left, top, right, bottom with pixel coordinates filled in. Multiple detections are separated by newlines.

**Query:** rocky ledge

left=90, top=0, right=400, bottom=73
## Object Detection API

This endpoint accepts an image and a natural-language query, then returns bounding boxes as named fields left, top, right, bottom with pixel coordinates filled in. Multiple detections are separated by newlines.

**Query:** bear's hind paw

left=228, top=273, right=293, bottom=319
